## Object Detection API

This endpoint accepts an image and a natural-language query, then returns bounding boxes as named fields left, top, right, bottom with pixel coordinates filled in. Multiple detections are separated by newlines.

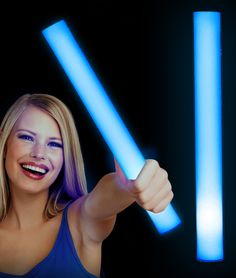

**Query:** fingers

left=137, top=182, right=174, bottom=213
left=130, top=159, right=160, bottom=194
left=113, top=158, right=174, bottom=213
left=129, top=159, right=174, bottom=213
left=152, top=191, right=174, bottom=213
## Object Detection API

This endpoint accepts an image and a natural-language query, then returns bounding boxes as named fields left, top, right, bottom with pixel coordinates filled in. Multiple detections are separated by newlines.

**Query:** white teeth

left=22, top=164, right=47, bottom=174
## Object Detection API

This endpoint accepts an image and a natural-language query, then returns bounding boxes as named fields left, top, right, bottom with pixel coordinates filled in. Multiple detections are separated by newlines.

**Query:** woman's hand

left=77, top=158, right=173, bottom=243
left=114, top=159, right=174, bottom=213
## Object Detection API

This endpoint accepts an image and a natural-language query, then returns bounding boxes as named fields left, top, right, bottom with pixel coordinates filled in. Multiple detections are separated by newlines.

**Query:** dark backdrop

left=0, top=0, right=236, bottom=277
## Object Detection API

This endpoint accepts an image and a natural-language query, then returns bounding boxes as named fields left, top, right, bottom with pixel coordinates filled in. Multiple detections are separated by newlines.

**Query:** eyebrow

left=15, top=129, right=62, bottom=141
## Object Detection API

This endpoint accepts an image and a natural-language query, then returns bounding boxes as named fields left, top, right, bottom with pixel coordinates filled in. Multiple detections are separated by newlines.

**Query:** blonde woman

left=0, top=94, right=173, bottom=278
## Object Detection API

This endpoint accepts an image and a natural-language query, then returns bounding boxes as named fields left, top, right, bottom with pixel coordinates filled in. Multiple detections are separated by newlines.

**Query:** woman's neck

left=3, top=189, right=49, bottom=231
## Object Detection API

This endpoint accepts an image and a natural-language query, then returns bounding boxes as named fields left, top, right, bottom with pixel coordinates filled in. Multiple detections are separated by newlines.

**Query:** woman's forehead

left=13, top=106, right=62, bottom=137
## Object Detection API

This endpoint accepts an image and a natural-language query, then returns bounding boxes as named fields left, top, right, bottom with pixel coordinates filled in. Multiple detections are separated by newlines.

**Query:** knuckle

left=147, top=159, right=157, bottom=165
left=166, top=181, right=172, bottom=192
left=147, top=159, right=159, bottom=170
left=161, top=169, right=168, bottom=180
left=169, top=191, right=174, bottom=201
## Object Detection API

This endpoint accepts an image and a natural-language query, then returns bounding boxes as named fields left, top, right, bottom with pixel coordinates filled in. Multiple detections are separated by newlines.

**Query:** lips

left=20, top=161, right=49, bottom=180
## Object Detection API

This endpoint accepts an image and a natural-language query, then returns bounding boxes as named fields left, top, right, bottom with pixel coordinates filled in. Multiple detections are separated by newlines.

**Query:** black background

left=0, top=0, right=236, bottom=277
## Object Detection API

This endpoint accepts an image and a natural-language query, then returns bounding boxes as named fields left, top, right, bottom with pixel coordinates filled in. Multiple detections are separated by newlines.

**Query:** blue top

left=0, top=204, right=98, bottom=278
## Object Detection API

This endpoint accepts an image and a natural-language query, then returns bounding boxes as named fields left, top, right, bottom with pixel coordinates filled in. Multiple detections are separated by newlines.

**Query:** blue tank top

left=0, top=204, right=98, bottom=278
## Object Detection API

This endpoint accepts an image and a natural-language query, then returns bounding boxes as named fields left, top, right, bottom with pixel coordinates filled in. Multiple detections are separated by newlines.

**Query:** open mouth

left=20, top=164, right=49, bottom=176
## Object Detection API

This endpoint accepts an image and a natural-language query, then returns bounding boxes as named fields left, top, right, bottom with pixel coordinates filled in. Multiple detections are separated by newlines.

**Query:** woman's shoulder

left=0, top=211, right=64, bottom=275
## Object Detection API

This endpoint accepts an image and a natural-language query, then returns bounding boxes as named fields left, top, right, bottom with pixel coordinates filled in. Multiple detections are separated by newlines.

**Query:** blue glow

left=194, top=12, right=223, bottom=261
left=42, top=20, right=181, bottom=233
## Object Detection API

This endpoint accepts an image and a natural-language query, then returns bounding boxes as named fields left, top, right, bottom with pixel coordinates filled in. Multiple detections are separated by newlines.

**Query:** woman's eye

left=48, top=142, right=63, bottom=148
left=18, top=134, right=34, bottom=142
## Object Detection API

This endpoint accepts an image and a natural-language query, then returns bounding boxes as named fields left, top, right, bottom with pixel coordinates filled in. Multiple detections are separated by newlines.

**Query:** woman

left=0, top=93, right=174, bottom=277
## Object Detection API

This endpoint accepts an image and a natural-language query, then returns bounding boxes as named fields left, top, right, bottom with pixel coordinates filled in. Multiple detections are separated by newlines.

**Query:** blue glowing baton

left=42, top=20, right=181, bottom=234
left=194, top=12, right=223, bottom=261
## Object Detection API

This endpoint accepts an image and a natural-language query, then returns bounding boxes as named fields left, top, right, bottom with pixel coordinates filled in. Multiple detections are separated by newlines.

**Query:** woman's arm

left=74, top=159, right=174, bottom=243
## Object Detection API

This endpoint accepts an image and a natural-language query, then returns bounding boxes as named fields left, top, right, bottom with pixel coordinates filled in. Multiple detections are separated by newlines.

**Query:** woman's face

left=4, top=105, right=64, bottom=194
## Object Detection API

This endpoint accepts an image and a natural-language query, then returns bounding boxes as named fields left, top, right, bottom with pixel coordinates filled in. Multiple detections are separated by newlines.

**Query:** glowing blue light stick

left=42, top=20, right=181, bottom=234
left=194, top=12, right=223, bottom=261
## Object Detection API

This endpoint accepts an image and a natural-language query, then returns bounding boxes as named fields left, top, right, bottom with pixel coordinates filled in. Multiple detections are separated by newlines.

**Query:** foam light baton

left=42, top=20, right=181, bottom=234
left=194, top=12, right=223, bottom=260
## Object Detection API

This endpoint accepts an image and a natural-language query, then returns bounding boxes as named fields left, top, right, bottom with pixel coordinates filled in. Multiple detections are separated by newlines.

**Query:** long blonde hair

left=0, top=93, right=88, bottom=221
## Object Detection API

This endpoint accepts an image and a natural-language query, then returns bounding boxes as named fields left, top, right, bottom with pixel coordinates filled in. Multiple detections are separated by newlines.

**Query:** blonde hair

left=0, top=93, right=88, bottom=221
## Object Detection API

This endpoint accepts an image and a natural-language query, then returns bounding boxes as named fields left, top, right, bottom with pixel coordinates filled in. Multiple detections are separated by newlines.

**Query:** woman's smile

left=4, top=106, right=64, bottom=193
left=20, top=161, right=49, bottom=180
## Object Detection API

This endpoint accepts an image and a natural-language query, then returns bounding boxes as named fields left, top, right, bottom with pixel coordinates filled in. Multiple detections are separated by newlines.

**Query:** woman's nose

left=30, top=143, right=48, bottom=160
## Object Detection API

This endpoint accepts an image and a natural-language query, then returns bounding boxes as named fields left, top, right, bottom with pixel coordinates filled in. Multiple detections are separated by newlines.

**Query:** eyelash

left=48, top=142, right=63, bottom=148
left=18, top=134, right=34, bottom=142
left=17, top=134, right=63, bottom=149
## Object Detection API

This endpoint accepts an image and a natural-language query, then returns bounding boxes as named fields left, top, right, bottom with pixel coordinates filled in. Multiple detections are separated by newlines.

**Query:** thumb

left=114, top=158, right=127, bottom=185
